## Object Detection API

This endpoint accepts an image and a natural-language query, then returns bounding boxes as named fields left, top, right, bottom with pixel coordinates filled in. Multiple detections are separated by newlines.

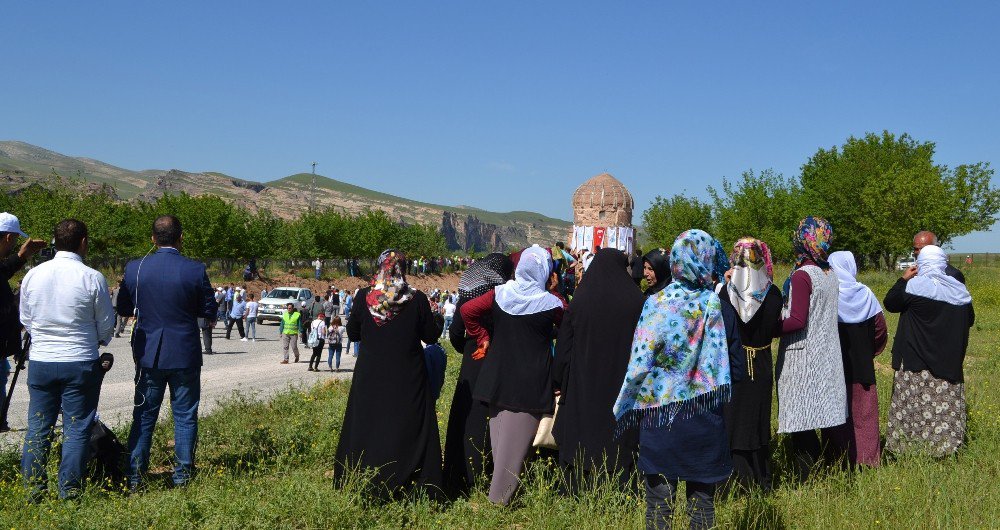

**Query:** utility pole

left=310, top=162, right=317, bottom=211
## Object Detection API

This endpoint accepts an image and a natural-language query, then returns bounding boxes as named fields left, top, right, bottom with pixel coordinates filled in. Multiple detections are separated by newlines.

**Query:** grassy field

left=0, top=263, right=998, bottom=528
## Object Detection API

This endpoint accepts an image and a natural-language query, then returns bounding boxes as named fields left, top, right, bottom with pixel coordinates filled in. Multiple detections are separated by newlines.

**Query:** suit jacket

left=117, top=248, right=217, bottom=369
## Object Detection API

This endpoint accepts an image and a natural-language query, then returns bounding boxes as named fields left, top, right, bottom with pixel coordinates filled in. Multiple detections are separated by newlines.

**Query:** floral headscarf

left=784, top=216, right=834, bottom=301
left=727, top=238, right=774, bottom=323
left=366, top=249, right=414, bottom=325
left=792, top=216, right=833, bottom=269
left=613, top=229, right=731, bottom=429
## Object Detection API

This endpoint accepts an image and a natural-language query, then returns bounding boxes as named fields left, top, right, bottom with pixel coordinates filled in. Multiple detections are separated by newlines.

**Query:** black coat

left=442, top=308, right=492, bottom=494
left=884, top=278, right=974, bottom=383
left=551, top=249, right=644, bottom=486
left=335, top=288, right=444, bottom=496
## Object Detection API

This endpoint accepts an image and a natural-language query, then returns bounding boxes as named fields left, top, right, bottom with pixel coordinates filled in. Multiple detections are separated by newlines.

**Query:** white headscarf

left=905, top=245, right=972, bottom=306
left=495, top=245, right=562, bottom=316
left=580, top=251, right=596, bottom=273
left=828, top=251, right=883, bottom=323
left=726, top=238, right=773, bottom=323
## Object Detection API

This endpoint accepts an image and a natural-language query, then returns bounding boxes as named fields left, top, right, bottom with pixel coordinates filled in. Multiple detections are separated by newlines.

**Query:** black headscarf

left=458, top=253, right=513, bottom=303
left=642, top=247, right=671, bottom=297
left=553, top=247, right=644, bottom=474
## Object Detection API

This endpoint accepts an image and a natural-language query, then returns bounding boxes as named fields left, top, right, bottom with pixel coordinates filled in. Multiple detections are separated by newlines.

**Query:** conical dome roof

left=572, top=173, right=634, bottom=226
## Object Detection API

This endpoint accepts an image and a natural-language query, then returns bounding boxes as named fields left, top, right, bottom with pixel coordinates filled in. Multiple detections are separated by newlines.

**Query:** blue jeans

left=327, top=342, right=342, bottom=370
left=351, top=342, right=360, bottom=357
left=315, top=269, right=321, bottom=280
left=247, top=317, right=257, bottom=340
left=21, top=359, right=104, bottom=499
left=442, top=316, right=453, bottom=338
left=127, top=366, right=201, bottom=487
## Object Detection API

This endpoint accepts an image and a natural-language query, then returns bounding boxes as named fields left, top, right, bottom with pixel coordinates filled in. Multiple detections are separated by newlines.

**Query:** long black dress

left=719, top=284, right=783, bottom=491
left=552, top=248, right=644, bottom=493
left=442, top=307, right=493, bottom=494
left=334, top=288, right=443, bottom=496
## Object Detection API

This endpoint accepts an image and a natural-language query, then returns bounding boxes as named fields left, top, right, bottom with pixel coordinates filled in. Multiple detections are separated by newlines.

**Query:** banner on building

left=570, top=225, right=635, bottom=254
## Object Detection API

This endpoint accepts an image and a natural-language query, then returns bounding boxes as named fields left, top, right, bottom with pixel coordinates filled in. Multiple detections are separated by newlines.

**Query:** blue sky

left=3, top=1, right=998, bottom=251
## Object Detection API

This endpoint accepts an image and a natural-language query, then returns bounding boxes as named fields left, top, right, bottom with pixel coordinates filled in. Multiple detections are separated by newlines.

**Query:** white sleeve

left=94, top=273, right=116, bottom=345
left=18, top=270, right=34, bottom=335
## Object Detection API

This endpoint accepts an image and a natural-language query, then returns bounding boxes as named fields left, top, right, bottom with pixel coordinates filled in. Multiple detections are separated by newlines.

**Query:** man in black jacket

left=913, top=231, right=965, bottom=283
left=0, top=212, right=46, bottom=431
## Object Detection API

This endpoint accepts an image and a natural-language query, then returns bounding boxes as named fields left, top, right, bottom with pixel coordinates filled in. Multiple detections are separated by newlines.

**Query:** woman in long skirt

left=442, top=253, right=513, bottom=496
left=552, top=248, right=644, bottom=493
left=827, top=250, right=887, bottom=467
left=883, top=244, right=973, bottom=457
left=777, top=216, right=847, bottom=482
left=720, top=237, right=783, bottom=491
left=334, top=249, right=443, bottom=497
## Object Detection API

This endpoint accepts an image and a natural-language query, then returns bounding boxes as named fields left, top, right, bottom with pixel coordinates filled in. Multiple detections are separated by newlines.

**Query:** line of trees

left=642, top=131, right=999, bottom=268
left=1, top=183, right=448, bottom=271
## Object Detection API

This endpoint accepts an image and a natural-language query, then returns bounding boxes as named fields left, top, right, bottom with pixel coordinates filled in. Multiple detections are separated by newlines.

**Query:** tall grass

left=0, top=263, right=998, bottom=528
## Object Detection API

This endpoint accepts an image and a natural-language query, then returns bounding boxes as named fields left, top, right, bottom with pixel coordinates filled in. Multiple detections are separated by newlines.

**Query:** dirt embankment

left=217, top=271, right=462, bottom=296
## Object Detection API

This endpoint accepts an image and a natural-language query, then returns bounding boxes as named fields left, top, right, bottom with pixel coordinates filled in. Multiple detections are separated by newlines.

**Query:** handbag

left=532, top=401, right=560, bottom=449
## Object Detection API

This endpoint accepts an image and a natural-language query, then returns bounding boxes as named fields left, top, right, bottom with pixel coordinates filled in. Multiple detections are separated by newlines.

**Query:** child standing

left=327, top=316, right=345, bottom=372
left=308, top=313, right=327, bottom=371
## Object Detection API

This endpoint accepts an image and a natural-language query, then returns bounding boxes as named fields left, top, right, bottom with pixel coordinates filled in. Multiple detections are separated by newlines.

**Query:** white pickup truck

left=257, top=286, right=314, bottom=323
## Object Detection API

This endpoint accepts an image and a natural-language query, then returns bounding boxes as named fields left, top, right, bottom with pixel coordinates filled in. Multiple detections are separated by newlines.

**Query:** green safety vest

left=281, top=311, right=301, bottom=335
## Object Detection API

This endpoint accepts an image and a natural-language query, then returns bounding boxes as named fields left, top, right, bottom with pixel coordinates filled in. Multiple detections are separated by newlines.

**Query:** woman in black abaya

left=442, top=253, right=514, bottom=496
left=552, top=248, right=645, bottom=493
left=334, top=249, right=443, bottom=497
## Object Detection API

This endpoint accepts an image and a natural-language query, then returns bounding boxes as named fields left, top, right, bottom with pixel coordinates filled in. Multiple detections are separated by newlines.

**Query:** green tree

left=800, top=131, right=999, bottom=267
left=709, top=169, right=804, bottom=262
left=641, top=194, right=714, bottom=249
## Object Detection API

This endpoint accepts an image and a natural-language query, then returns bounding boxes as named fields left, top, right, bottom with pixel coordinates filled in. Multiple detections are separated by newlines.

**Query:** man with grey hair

left=913, top=231, right=966, bottom=284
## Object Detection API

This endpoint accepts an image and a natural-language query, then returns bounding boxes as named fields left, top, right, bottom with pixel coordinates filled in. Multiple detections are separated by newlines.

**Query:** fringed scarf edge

left=614, top=384, right=731, bottom=438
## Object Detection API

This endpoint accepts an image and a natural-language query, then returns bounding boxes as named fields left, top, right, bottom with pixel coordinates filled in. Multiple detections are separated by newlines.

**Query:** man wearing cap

left=0, top=212, right=46, bottom=431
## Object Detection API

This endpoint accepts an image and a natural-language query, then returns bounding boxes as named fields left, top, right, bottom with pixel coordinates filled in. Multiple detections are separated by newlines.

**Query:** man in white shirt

left=312, top=258, right=322, bottom=280
left=19, top=219, right=115, bottom=501
left=441, top=299, right=457, bottom=339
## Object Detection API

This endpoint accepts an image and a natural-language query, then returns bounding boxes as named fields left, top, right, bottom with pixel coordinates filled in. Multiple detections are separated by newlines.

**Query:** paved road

left=1, top=318, right=357, bottom=444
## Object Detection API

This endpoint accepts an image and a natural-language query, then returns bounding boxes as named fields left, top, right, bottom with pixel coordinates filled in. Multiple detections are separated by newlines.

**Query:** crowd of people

left=0, top=210, right=976, bottom=528
left=330, top=218, right=974, bottom=530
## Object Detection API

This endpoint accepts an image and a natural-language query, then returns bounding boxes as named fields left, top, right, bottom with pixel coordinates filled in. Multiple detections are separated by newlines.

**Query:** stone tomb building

left=572, top=172, right=634, bottom=227
left=570, top=173, right=635, bottom=252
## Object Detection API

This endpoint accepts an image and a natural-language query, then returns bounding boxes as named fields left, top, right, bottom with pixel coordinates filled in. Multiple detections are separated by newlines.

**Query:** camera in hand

left=37, top=239, right=57, bottom=262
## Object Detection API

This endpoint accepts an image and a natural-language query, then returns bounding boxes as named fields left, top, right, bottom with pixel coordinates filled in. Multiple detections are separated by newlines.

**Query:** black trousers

left=644, top=474, right=717, bottom=530
left=309, top=340, right=325, bottom=370
left=225, top=318, right=245, bottom=339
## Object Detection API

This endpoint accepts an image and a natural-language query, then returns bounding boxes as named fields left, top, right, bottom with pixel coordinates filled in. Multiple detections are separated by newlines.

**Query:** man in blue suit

left=117, top=215, right=217, bottom=489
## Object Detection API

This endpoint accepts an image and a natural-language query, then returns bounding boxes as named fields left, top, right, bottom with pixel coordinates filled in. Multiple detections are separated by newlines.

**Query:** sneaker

left=251, top=339, right=256, bottom=342
left=280, top=360, right=289, bottom=364
left=240, top=338, right=248, bottom=342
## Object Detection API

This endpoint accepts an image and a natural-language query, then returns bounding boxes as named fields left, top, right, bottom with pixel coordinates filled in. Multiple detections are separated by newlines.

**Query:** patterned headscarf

left=366, top=249, right=414, bottom=325
left=793, top=216, right=833, bottom=269
left=784, top=216, right=834, bottom=301
left=727, top=237, right=774, bottom=323
left=458, top=253, right=513, bottom=303
left=712, top=238, right=731, bottom=282
left=613, top=229, right=731, bottom=429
